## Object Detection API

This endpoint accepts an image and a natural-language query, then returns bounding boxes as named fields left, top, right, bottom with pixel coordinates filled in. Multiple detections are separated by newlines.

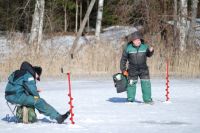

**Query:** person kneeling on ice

left=5, top=61, right=70, bottom=123
left=120, top=31, right=154, bottom=104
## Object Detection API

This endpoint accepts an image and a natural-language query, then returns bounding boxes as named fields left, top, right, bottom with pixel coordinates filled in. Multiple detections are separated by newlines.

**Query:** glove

left=123, top=70, right=128, bottom=77
left=34, top=96, right=39, bottom=100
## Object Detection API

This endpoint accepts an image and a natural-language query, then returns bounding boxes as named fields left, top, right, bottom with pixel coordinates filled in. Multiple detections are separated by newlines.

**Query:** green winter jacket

left=120, top=42, right=153, bottom=77
left=5, top=63, right=39, bottom=105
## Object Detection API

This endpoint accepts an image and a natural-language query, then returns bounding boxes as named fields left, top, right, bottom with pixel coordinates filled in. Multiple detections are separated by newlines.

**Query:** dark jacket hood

left=11, top=61, right=35, bottom=82
left=20, top=61, right=36, bottom=77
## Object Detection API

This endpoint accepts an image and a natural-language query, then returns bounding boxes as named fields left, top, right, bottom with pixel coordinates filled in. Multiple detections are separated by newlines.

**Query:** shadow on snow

left=1, top=115, right=59, bottom=124
left=107, top=97, right=143, bottom=103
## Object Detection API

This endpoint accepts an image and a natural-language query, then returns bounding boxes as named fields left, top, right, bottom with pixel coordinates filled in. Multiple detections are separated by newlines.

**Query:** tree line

left=0, top=0, right=200, bottom=51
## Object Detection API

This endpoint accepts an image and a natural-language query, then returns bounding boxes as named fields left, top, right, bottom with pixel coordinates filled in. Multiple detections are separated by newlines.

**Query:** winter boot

left=56, top=111, right=70, bottom=124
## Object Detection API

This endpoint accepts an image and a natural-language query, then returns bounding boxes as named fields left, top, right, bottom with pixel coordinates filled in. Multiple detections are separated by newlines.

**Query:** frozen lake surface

left=0, top=78, right=200, bottom=133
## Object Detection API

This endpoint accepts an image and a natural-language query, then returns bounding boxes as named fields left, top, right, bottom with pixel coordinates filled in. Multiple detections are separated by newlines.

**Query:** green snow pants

left=6, top=93, right=60, bottom=120
left=127, top=79, right=152, bottom=103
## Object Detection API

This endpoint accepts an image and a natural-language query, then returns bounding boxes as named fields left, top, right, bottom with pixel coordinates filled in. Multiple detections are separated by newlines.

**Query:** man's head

left=20, top=61, right=42, bottom=81
left=33, top=66, right=42, bottom=81
left=127, top=31, right=143, bottom=47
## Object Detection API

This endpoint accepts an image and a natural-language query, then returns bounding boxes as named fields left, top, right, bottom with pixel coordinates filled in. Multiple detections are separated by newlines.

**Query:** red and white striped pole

left=165, top=59, right=170, bottom=102
left=67, top=72, right=75, bottom=124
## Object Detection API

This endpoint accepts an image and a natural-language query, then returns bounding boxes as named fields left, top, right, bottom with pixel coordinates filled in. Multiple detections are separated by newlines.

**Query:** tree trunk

left=87, top=0, right=90, bottom=32
left=160, top=0, right=165, bottom=14
left=95, top=0, right=104, bottom=40
left=80, top=0, right=82, bottom=28
left=29, top=0, right=45, bottom=52
left=144, top=0, right=150, bottom=32
left=179, top=0, right=188, bottom=51
left=173, top=0, right=178, bottom=46
left=187, top=0, right=198, bottom=45
left=70, top=0, right=96, bottom=58
left=75, top=0, right=78, bottom=33
left=6, top=0, right=10, bottom=30
left=64, top=1, right=68, bottom=32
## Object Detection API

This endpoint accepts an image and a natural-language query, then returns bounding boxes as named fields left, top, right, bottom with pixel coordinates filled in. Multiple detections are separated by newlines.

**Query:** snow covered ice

left=0, top=78, right=200, bottom=133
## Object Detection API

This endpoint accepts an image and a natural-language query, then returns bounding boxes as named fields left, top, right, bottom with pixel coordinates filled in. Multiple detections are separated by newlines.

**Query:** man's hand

left=149, top=47, right=154, bottom=52
left=34, top=96, right=39, bottom=99
left=123, top=70, right=128, bottom=77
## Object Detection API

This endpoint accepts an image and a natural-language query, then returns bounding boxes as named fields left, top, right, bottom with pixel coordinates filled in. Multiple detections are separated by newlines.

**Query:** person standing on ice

left=120, top=31, right=154, bottom=103
left=5, top=61, right=70, bottom=123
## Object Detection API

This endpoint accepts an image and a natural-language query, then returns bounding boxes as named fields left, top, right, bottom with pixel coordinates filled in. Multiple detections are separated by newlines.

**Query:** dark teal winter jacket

left=5, top=64, right=39, bottom=105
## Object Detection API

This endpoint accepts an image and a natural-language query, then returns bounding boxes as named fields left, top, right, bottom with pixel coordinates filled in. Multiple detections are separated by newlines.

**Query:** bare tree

left=95, top=0, right=104, bottom=40
left=70, top=0, right=96, bottom=58
left=113, top=0, right=134, bottom=25
left=187, top=0, right=199, bottom=45
left=29, top=0, right=45, bottom=52
left=64, top=0, right=69, bottom=32
left=173, top=0, right=178, bottom=46
left=86, top=0, right=90, bottom=32
left=178, top=0, right=188, bottom=51
left=144, top=0, right=150, bottom=31
left=80, top=0, right=82, bottom=28
left=75, top=0, right=79, bottom=33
